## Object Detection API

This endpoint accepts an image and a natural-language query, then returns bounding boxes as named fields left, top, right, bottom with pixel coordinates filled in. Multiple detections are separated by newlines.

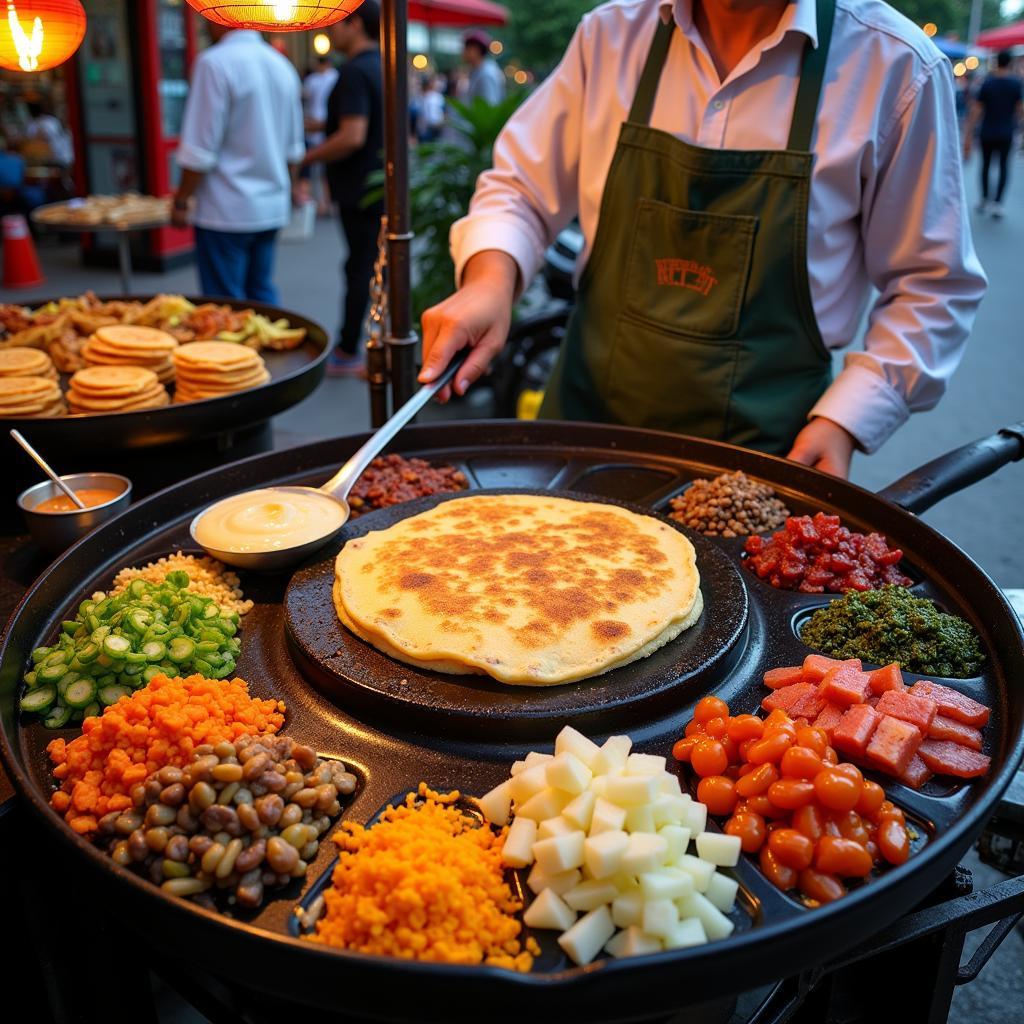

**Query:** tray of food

left=1, top=421, right=1022, bottom=1023
left=31, top=194, right=171, bottom=230
left=0, top=293, right=327, bottom=449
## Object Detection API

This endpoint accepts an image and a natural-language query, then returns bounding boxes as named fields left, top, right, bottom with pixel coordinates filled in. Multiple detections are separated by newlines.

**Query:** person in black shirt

left=303, top=1, right=383, bottom=375
left=964, top=51, right=1023, bottom=219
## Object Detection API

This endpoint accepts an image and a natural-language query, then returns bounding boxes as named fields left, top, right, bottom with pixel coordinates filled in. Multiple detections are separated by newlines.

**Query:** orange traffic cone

left=2, top=214, right=44, bottom=289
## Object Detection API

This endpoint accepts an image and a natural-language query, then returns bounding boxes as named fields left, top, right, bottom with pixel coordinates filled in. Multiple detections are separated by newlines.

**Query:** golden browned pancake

left=333, top=494, right=702, bottom=686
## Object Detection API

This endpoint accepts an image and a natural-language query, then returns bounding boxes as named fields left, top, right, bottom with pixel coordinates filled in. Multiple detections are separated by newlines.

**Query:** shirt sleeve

left=176, top=56, right=228, bottom=174
left=333, top=63, right=371, bottom=122
left=450, top=21, right=588, bottom=289
left=288, top=67, right=305, bottom=164
left=809, top=58, right=987, bottom=454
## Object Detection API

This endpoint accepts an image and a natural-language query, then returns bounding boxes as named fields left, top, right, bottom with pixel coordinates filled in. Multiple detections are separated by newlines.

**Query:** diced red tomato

left=917, top=739, right=991, bottom=779
left=812, top=703, right=846, bottom=741
left=866, top=715, right=922, bottom=776
left=898, top=753, right=933, bottom=790
left=868, top=663, right=905, bottom=695
left=802, top=654, right=857, bottom=683
left=818, top=664, right=871, bottom=706
left=908, top=682, right=990, bottom=727
left=762, top=682, right=825, bottom=720
left=874, top=690, right=938, bottom=736
left=832, top=704, right=882, bottom=759
left=764, top=666, right=805, bottom=690
left=928, top=714, right=983, bottom=751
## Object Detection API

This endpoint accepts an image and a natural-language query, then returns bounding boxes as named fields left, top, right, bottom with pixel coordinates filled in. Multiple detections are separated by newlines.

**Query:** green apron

left=540, top=0, right=835, bottom=455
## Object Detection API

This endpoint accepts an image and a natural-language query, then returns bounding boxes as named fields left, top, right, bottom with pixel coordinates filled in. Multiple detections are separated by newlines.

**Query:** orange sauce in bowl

left=34, top=488, right=122, bottom=513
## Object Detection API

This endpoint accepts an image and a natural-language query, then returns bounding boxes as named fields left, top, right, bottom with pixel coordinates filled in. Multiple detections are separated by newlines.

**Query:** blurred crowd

left=0, top=94, right=74, bottom=217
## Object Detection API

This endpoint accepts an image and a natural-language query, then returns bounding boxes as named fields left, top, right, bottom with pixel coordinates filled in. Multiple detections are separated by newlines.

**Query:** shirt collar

left=659, top=0, right=818, bottom=49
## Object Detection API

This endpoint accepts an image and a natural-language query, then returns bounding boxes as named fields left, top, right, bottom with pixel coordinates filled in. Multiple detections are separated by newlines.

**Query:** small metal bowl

left=17, top=472, right=132, bottom=553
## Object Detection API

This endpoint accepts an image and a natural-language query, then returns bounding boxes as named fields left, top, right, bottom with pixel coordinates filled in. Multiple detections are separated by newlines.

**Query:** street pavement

left=7, top=151, right=1022, bottom=1024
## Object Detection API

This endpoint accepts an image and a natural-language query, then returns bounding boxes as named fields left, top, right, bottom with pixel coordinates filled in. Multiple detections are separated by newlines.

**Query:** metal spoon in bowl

left=190, top=352, right=468, bottom=570
left=10, top=429, right=87, bottom=509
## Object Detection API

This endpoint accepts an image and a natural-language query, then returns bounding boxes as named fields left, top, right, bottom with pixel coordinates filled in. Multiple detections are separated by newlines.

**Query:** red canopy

left=408, top=0, right=508, bottom=27
left=975, top=20, right=1024, bottom=49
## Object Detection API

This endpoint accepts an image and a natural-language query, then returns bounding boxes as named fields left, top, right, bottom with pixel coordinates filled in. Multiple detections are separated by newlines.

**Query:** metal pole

left=381, top=0, right=419, bottom=411
left=967, top=0, right=982, bottom=45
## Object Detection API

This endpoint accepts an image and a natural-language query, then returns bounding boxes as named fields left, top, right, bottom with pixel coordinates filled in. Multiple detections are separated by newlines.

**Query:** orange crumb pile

left=47, top=673, right=286, bottom=836
left=309, top=783, right=538, bottom=972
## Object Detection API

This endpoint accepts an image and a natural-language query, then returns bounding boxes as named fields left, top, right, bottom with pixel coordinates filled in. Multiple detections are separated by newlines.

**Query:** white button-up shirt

left=451, top=0, right=987, bottom=453
left=177, top=31, right=304, bottom=233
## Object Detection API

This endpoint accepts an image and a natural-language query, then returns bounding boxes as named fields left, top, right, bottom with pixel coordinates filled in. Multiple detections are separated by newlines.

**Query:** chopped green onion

left=20, top=686, right=56, bottom=714
left=167, top=637, right=195, bottom=663
left=64, top=677, right=98, bottom=709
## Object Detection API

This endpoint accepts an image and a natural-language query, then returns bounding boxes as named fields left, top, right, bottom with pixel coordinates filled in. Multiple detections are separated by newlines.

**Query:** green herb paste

left=800, top=585, right=984, bottom=678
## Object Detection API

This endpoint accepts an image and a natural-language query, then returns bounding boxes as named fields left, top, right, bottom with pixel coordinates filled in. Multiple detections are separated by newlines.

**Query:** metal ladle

left=10, top=429, right=87, bottom=509
left=190, top=353, right=467, bottom=570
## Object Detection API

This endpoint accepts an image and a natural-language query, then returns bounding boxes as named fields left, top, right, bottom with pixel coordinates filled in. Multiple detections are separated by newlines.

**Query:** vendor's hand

left=419, top=250, right=518, bottom=402
left=170, top=200, right=189, bottom=229
left=786, top=417, right=856, bottom=479
left=962, top=137, right=973, bottom=160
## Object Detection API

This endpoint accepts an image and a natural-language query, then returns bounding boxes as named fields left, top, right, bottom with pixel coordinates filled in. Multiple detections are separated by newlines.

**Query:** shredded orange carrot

left=309, top=783, right=538, bottom=971
left=47, top=674, right=285, bottom=837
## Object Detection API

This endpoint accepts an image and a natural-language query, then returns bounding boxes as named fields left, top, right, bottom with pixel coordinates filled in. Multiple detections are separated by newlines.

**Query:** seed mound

left=668, top=471, right=790, bottom=537
left=110, top=552, right=252, bottom=616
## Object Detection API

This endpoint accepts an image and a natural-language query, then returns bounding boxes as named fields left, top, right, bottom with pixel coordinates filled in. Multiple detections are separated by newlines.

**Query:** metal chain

left=363, top=214, right=389, bottom=347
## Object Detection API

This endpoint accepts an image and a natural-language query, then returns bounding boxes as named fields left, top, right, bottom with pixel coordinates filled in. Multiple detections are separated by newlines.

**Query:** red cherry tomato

left=727, top=715, right=765, bottom=744
left=684, top=718, right=705, bottom=738
left=855, top=779, right=885, bottom=818
left=735, top=763, right=779, bottom=798
left=798, top=868, right=847, bottom=904
left=795, top=726, right=828, bottom=757
left=780, top=745, right=824, bottom=780
left=725, top=811, right=767, bottom=853
left=815, top=836, right=873, bottom=878
left=703, top=716, right=728, bottom=739
left=767, top=778, right=816, bottom=811
left=833, top=810, right=870, bottom=846
left=822, top=746, right=839, bottom=764
left=690, top=739, right=729, bottom=778
left=767, top=828, right=815, bottom=870
left=759, top=845, right=798, bottom=891
left=877, top=801, right=906, bottom=825
left=791, top=803, right=825, bottom=842
left=877, top=818, right=910, bottom=865
left=763, top=709, right=794, bottom=731
left=721, top=735, right=740, bottom=764
left=747, top=732, right=793, bottom=765
left=694, top=696, right=729, bottom=723
left=813, top=768, right=861, bottom=812
left=745, top=794, right=789, bottom=819
left=672, top=736, right=698, bottom=763
left=697, top=775, right=739, bottom=816
left=831, top=762, right=864, bottom=788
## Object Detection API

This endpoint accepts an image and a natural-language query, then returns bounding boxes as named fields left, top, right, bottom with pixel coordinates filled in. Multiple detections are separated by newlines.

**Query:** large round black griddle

left=1, top=420, right=1023, bottom=1024
left=286, top=490, right=748, bottom=740
left=0, top=296, right=328, bottom=451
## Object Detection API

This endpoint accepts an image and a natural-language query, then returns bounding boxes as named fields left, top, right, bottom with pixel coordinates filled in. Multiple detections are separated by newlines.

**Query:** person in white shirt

left=302, top=57, right=340, bottom=214
left=417, top=75, right=447, bottom=142
left=420, top=0, right=987, bottom=479
left=172, top=25, right=304, bottom=303
left=463, top=30, right=505, bottom=106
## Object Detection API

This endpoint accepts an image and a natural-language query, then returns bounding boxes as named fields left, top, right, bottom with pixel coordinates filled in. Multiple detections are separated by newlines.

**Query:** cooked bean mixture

left=99, top=733, right=358, bottom=909
left=348, top=454, right=467, bottom=517
left=668, top=471, right=790, bottom=537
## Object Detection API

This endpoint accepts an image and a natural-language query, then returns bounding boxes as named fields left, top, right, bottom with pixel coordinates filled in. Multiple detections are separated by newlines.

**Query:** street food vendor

left=418, top=0, right=987, bottom=478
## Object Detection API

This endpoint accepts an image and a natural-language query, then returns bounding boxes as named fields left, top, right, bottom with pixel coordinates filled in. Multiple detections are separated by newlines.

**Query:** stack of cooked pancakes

left=333, top=494, right=702, bottom=686
left=67, top=365, right=169, bottom=414
left=0, top=347, right=59, bottom=382
left=172, top=341, right=269, bottom=403
left=83, top=324, right=178, bottom=384
left=0, top=375, right=66, bottom=417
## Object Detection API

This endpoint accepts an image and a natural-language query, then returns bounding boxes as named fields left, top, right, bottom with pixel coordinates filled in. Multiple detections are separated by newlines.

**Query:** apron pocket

left=626, top=199, right=757, bottom=340
left=603, top=311, right=741, bottom=436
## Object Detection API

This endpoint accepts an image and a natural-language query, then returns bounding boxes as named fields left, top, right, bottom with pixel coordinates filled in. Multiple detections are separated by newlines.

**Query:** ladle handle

left=9, top=429, right=87, bottom=509
left=320, top=351, right=468, bottom=502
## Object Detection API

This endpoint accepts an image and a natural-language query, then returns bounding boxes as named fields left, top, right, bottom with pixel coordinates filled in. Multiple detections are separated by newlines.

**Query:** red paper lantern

left=0, top=0, right=86, bottom=72
left=185, top=2, right=364, bottom=32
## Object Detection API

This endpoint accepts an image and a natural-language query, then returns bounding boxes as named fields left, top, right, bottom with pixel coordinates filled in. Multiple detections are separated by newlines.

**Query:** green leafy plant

left=366, top=92, right=524, bottom=325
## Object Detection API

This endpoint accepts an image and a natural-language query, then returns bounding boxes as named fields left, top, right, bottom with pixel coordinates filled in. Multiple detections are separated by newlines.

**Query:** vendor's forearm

left=304, top=136, right=358, bottom=165
left=461, top=250, right=520, bottom=302
left=174, top=168, right=206, bottom=201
